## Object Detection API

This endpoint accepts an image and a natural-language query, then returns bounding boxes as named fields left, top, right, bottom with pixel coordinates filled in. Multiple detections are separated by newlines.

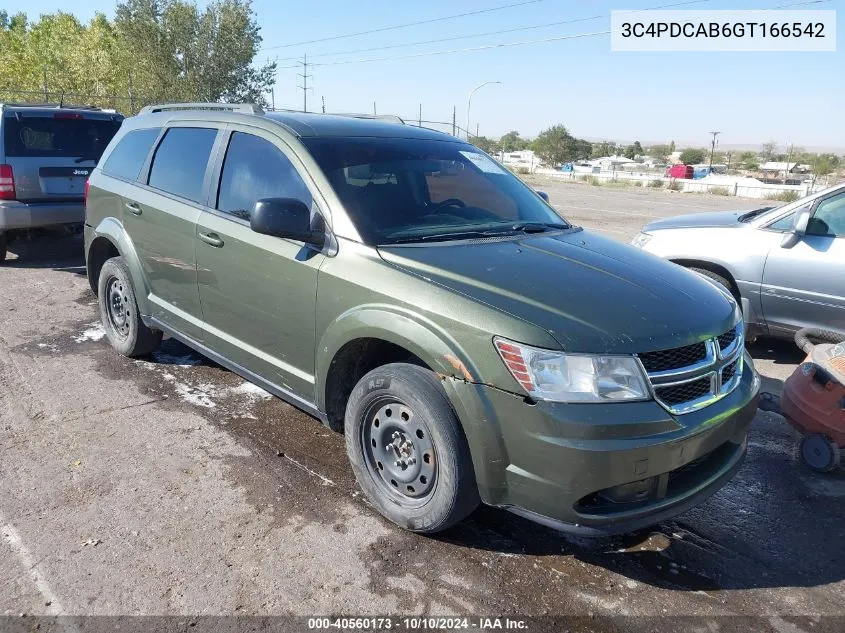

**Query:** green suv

left=84, top=103, right=760, bottom=535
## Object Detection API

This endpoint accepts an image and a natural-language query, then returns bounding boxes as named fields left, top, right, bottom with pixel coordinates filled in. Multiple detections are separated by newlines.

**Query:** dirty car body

left=633, top=183, right=845, bottom=340
left=84, top=104, right=759, bottom=535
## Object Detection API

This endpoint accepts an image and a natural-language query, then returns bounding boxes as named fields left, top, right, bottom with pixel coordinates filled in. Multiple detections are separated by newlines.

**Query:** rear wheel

left=97, top=256, right=162, bottom=357
left=0, top=232, right=7, bottom=263
left=800, top=434, right=841, bottom=473
left=344, top=363, right=479, bottom=533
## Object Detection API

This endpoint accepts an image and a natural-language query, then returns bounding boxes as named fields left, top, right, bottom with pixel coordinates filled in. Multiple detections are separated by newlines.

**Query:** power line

left=273, top=0, right=831, bottom=71
left=271, top=0, right=711, bottom=63
left=259, top=0, right=549, bottom=52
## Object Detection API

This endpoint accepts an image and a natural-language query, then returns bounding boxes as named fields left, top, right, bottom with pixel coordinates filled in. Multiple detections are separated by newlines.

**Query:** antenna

left=297, top=53, right=313, bottom=112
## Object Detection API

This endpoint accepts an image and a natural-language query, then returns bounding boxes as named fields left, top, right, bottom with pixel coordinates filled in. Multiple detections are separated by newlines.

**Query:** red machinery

left=759, top=328, right=845, bottom=472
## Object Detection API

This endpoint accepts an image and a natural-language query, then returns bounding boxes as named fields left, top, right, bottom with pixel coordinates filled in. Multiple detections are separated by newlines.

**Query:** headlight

left=494, top=338, right=650, bottom=403
left=631, top=232, right=652, bottom=248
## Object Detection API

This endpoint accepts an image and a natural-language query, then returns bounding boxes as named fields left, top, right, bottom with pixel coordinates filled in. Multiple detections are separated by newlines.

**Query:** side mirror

left=780, top=206, right=811, bottom=248
left=536, top=190, right=550, bottom=203
left=250, top=198, right=324, bottom=247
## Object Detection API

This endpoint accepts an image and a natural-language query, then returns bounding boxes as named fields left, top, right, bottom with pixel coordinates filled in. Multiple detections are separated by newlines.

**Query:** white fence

left=532, top=168, right=822, bottom=200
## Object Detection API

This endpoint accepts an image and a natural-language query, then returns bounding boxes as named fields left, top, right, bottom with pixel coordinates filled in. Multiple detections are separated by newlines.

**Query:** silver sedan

left=631, top=183, right=845, bottom=340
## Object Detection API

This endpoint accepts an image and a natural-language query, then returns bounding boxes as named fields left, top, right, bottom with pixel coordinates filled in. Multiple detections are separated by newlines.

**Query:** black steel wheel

left=345, top=362, right=479, bottom=533
left=800, top=434, right=841, bottom=473
left=97, top=256, right=162, bottom=357
left=361, top=398, right=437, bottom=505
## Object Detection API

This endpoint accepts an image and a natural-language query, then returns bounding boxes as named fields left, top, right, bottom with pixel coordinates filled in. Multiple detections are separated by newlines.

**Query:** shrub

left=648, top=179, right=664, bottom=188
left=764, top=190, right=800, bottom=202
left=668, top=179, right=683, bottom=191
left=583, top=175, right=602, bottom=186
left=710, top=186, right=730, bottom=196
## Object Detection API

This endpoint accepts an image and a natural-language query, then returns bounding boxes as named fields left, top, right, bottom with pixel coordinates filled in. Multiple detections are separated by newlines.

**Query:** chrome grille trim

left=638, top=323, right=744, bottom=415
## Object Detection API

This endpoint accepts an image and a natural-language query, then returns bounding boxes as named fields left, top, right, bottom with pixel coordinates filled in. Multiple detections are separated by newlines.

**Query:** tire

left=689, top=267, right=738, bottom=302
left=97, top=256, right=162, bottom=357
left=800, top=434, right=841, bottom=473
left=344, top=363, right=480, bottom=533
left=0, top=232, right=7, bottom=263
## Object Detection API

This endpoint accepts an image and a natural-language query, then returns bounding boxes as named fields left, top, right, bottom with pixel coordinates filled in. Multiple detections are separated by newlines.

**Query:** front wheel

left=344, top=363, right=479, bottom=533
left=97, top=256, right=162, bottom=357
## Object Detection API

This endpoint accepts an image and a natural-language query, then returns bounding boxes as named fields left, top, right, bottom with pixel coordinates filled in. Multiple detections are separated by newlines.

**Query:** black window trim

left=140, top=123, right=224, bottom=208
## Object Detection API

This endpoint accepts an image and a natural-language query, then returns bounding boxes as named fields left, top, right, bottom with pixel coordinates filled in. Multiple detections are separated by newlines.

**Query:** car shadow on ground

left=2, top=230, right=86, bottom=272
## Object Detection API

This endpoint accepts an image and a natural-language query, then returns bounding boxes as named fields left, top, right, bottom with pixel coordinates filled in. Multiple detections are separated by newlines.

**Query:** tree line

left=473, top=129, right=841, bottom=175
left=0, top=0, right=275, bottom=113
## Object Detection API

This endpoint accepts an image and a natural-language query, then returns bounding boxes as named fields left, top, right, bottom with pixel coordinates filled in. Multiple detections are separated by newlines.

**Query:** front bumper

left=445, top=351, right=760, bottom=536
left=0, top=200, right=84, bottom=231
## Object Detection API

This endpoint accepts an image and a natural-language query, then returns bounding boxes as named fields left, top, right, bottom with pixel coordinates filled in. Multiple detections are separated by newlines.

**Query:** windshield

left=3, top=115, right=121, bottom=160
left=302, top=137, right=568, bottom=244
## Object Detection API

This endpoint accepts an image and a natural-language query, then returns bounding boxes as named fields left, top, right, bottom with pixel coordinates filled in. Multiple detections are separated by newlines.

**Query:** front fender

left=315, top=304, right=480, bottom=412
left=89, top=217, right=151, bottom=316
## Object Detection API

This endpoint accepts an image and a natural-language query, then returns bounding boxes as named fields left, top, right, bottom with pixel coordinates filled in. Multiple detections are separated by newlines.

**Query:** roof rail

left=331, top=113, right=405, bottom=124
left=139, top=102, right=264, bottom=115
left=0, top=102, right=104, bottom=111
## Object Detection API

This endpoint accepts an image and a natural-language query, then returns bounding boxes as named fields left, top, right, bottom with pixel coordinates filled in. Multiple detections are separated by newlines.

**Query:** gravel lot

left=1, top=184, right=843, bottom=629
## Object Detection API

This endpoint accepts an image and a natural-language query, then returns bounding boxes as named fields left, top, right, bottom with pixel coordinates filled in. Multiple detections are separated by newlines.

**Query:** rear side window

left=2, top=115, right=121, bottom=158
left=216, top=132, right=312, bottom=220
left=102, top=128, right=161, bottom=181
left=148, top=127, right=218, bottom=204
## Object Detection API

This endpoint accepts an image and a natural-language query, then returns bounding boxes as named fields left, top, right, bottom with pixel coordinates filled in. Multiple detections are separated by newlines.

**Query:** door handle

left=199, top=232, right=224, bottom=248
left=125, top=202, right=142, bottom=216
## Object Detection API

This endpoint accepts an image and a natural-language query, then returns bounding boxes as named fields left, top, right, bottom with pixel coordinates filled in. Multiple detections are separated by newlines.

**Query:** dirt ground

left=1, top=184, right=843, bottom=630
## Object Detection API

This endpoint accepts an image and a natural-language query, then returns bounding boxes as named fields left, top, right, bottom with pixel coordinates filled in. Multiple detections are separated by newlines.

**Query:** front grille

left=722, top=358, right=739, bottom=383
left=638, top=341, right=708, bottom=373
left=654, top=376, right=712, bottom=406
left=718, top=328, right=737, bottom=352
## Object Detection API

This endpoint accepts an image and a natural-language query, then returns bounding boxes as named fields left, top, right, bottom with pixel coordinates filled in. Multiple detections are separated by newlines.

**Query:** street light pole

left=466, top=81, right=501, bottom=141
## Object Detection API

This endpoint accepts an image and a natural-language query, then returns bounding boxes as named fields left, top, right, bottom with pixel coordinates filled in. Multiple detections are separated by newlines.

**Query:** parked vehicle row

left=82, top=103, right=759, bottom=535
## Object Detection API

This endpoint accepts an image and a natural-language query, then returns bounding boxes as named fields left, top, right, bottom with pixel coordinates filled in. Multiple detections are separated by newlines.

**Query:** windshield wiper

left=74, top=155, right=100, bottom=164
left=738, top=206, right=773, bottom=222
left=384, top=222, right=570, bottom=244
left=505, top=221, right=569, bottom=233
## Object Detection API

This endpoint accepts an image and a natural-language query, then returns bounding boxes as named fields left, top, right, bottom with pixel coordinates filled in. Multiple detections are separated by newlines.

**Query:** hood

left=378, top=230, right=737, bottom=354
left=643, top=210, right=750, bottom=232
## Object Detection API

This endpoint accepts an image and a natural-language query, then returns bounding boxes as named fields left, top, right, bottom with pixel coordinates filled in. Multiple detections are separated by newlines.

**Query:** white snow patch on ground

left=75, top=322, right=105, bottom=343
left=229, top=382, right=272, bottom=399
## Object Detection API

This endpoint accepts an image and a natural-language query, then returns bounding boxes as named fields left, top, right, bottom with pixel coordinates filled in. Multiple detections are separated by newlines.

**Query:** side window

left=768, top=210, right=798, bottom=232
left=216, top=132, right=312, bottom=219
left=809, top=192, right=845, bottom=237
left=102, top=128, right=161, bottom=181
left=148, top=127, right=218, bottom=204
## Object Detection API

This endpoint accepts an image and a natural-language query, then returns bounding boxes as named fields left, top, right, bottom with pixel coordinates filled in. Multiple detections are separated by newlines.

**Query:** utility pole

left=476, top=123, right=479, bottom=137
left=373, top=101, right=376, bottom=115
left=42, top=65, right=49, bottom=101
left=418, top=104, right=422, bottom=127
left=708, top=131, right=720, bottom=170
left=297, top=54, right=312, bottom=113
left=128, top=70, right=135, bottom=113
left=785, top=143, right=794, bottom=184
left=321, top=96, right=326, bottom=113
left=452, top=106, right=456, bottom=137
